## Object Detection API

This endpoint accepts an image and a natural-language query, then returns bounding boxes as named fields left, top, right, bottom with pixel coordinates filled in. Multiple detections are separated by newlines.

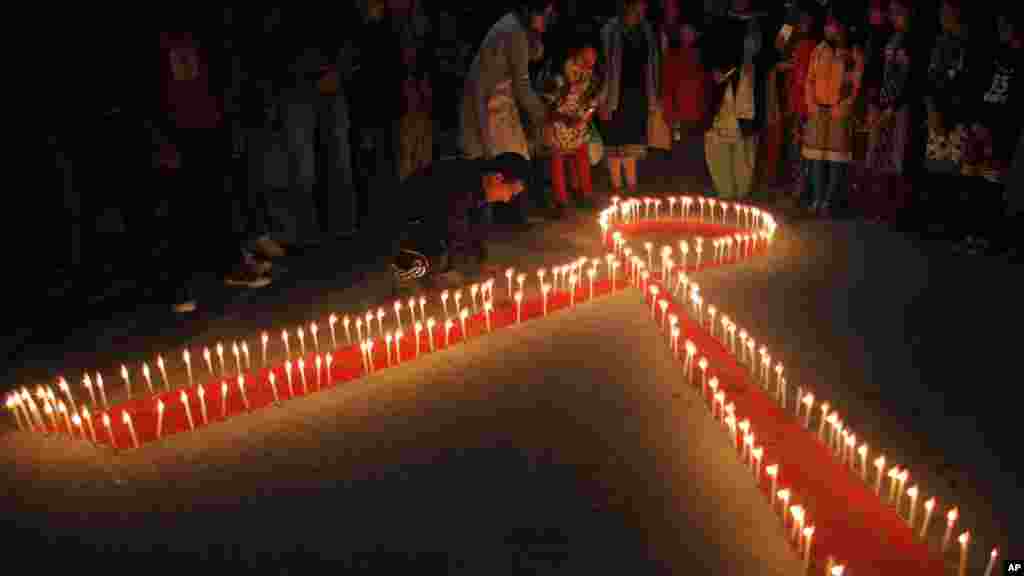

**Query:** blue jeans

left=807, top=160, right=848, bottom=208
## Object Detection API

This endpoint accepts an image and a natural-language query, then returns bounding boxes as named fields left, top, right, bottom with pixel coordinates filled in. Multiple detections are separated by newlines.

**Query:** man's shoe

left=225, top=260, right=273, bottom=288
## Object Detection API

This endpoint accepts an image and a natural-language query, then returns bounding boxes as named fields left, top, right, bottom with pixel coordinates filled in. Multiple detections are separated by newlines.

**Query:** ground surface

left=4, top=148, right=1018, bottom=569
left=1, top=291, right=804, bottom=574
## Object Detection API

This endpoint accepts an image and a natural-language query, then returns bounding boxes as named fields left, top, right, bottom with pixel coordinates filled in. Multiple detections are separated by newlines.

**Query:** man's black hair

left=481, top=152, right=532, bottom=184
left=522, top=0, right=555, bottom=15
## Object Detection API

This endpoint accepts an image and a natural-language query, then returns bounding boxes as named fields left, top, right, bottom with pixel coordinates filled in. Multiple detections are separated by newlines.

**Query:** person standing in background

left=779, top=0, right=821, bottom=202
left=395, top=0, right=435, bottom=182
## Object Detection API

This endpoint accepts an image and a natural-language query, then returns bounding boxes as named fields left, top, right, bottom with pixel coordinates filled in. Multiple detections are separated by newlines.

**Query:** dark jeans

left=806, top=160, right=849, bottom=208
left=395, top=202, right=491, bottom=275
left=164, top=129, right=237, bottom=298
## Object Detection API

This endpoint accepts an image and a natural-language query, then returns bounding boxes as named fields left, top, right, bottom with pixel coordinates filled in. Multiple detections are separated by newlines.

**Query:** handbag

left=648, top=106, right=672, bottom=151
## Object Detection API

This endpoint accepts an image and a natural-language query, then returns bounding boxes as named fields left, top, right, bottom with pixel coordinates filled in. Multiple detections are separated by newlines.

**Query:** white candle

left=645, top=242, right=653, bottom=271
left=484, top=301, right=493, bottom=332
left=58, top=377, right=77, bottom=416
left=588, top=269, right=596, bottom=301
left=906, top=485, right=919, bottom=527
left=281, top=331, right=291, bottom=360
left=325, top=353, right=333, bottom=387
left=310, top=322, right=320, bottom=354
left=298, top=358, right=308, bottom=395
left=874, top=456, right=886, bottom=496
left=671, top=326, right=680, bottom=357
left=103, top=413, right=115, bottom=449
left=659, top=300, right=668, bottom=328
left=919, top=497, right=936, bottom=539
left=515, top=291, right=523, bottom=324
left=698, top=357, right=708, bottom=397
left=777, top=488, right=790, bottom=524
left=427, top=318, right=436, bottom=351
left=242, top=342, right=252, bottom=372
left=942, top=507, right=959, bottom=552
left=71, top=412, right=84, bottom=439
left=395, top=300, right=405, bottom=331
left=570, top=274, right=578, bottom=308
left=984, top=548, right=998, bottom=576
left=156, top=399, right=165, bottom=439
left=6, top=395, right=24, bottom=431
left=440, top=291, right=449, bottom=320
left=765, top=464, right=778, bottom=507
left=268, top=372, right=280, bottom=405
left=415, top=321, right=423, bottom=357
left=365, top=341, right=375, bottom=373
left=81, top=407, right=97, bottom=443
left=751, top=446, right=763, bottom=483
left=858, top=444, right=869, bottom=481
left=355, top=318, right=364, bottom=343
left=121, top=364, right=132, bottom=397
left=395, top=330, right=404, bottom=363
left=179, top=390, right=195, bottom=431
left=329, top=314, right=338, bottom=350
left=408, top=297, right=417, bottom=326
left=444, top=320, right=454, bottom=347
left=517, top=273, right=526, bottom=296
left=343, top=316, right=352, bottom=345
left=220, top=381, right=229, bottom=419
left=143, top=362, right=154, bottom=394
left=470, top=284, right=480, bottom=313
left=216, top=342, right=226, bottom=376
left=419, top=296, right=427, bottom=322
left=802, top=526, right=815, bottom=572
left=506, top=268, right=514, bottom=298
left=197, top=385, right=209, bottom=424
left=123, top=411, right=138, bottom=449
left=284, top=361, right=295, bottom=397
left=232, top=342, right=242, bottom=375
left=385, top=332, right=393, bottom=366
left=958, top=532, right=970, bottom=576
left=158, top=355, right=170, bottom=390
left=459, top=308, right=469, bottom=340
left=817, top=402, right=830, bottom=441
left=802, top=393, right=814, bottom=429
left=454, top=290, right=463, bottom=316
left=377, top=308, right=386, bottom=339
left=541, top=283, right=550, bottom=316
left=315, top=355, right=322, bottom=390
left=790, top=505, right=804, bottom=543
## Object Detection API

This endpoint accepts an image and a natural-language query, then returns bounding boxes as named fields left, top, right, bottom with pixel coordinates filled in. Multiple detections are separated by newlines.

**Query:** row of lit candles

left=606, top=207, right=998, bottom=576
left=603, top=194, right=777, bottom=233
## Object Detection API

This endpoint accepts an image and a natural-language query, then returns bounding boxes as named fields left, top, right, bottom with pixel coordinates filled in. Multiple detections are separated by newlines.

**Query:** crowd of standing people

left=54, top=0, right=1022, bottom=314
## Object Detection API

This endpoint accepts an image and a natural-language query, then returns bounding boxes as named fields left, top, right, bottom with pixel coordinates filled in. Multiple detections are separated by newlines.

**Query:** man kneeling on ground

left=392, top=153, right=530, bottom=292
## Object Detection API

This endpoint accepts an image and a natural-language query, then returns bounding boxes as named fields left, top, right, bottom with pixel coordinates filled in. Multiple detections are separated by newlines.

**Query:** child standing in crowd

left=801, top=9, right=863, bottom=216
left=542, top=31, right=601, bottom=211
left=662, top=23, right=708, bottom=145
left=776, top=0, right=820, bottom=201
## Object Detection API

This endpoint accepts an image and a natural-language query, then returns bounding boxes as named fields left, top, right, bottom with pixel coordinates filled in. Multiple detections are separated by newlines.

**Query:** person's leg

left=735, top=133, right=757, bottom=199
left=704, top=138, right=728, bottom=198
left=576, top=144, right=593, bottom=198
left=607, top=155, right=625, bottom=195
left=807, top=159, right=825, bottom=211
left=623, top=156, right=639, bottom=195
left=551, top=153, right=568, bottom=206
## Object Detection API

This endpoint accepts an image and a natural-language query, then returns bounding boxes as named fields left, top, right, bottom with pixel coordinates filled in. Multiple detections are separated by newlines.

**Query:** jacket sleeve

left=508, top=28, right=548, bottom=128
left=804, top=45, right=819, bottom=113
left=838, top=51, right=865, bottom=116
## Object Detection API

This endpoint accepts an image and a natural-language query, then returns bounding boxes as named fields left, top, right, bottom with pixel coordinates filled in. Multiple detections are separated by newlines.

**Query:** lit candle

left=515, top=291, right=523, bottom=324
left=506, top=268, right=514, bottom=298
left=362, top=313, right=372, bottom=343
left=906, top=485, right=919, bottom=527
left=790, top=505, right=804, bottom=543
left=645, top=242, right=653, bottom=271
left=310, top=322, right=319, bottom=354
left=445, top=319, right=454, bottom=347
left=658, top=300, right=668, bottom=328
left=887, top=466, right=901, bottom=505
left=180, top=390, right=195, bottom=431
left=698, top=357, right=708, bottom=397
left=920, top=497, right=936, bottom=540
left=426, top=318, right=436, bottom=352
left=103, top=412, right=115, bottom=449
left=440, top=291, right=449, bottom=320
left=802, top=526, right=815, bottom=572
left=329, top=314, right=338, bottom=350
left=377, top=308, right=386, bottom=339
left=315, top=355, right=322, bottom=390
left=325, top=354, right=333, bottom=386
left=858, top=444, right=869, bottom=481
left=570, top=274, right=578, bottom=307
left=81, top=407, right=96, bottom=443
left=611, top=261, right=619, bottom=291
left=395, top=300, right=405, bottom=332
left=898, top=470, right=910, bottom=511
left=268, top=371, right=280, bottom=405
left=459, top=308, right=469, bottom=340
left=454, top=290, right=463, bottom=316
left=743, top=432, right=754, bottom=465
left=343, top=316, right=352, bottom=345
left=197, top=385, right=209, bottom=424
left=817, top=402, right=830, bottom=442
left=471, top=284, right=480, bottom=313
left=713, top=390, right=725, bottom=421
left=123, top=411, right=138, bottom=449
left=121, top=364, right=132, bottom=396
left=385, top=332, right=393, bottom=367
left=408, top=297, right=417, bottom=326
left=6, top=395, right=24, bottom=431
left=751, top=446, right=763, bottom=482
left=281, top=330, right=291, bottom=360
left=844, top=433, right=856, bottom=469
left=394, top=330, right=404, bottom=364
left=236, top=376, right=249, bottom=411
left=142, top=362, right=154, bottom=394
left=517, top=273, right=526, bottom=296
left=649, top=285, right=659, bottom=317
left=157, top=355, right=170, bottom=390
left=942, top=507, right=959, bottom=552
left=541, top=283, right=550, bottom=316
left=984, top=548, right=998, bottom=576
left=241, top=342, right=251, bottom=372
left=419, top=296, right=427, bottom=322
left=366, top=341, right=375, bottom=372
left=156, top=399, right=165, bottom=439
left=958, top=532, right=970, bottom=576
left=874, top=456, right=886, bottom=495
left=671, top=326, right=680, bottom=357
left=285, top=360, right=295, bottom=397
left=355, top=318, right=364, bottom=343
left=484, top=301, right=493, bottom=332
left=831, top=564, right=845, bottom=576
left=415, top=321, right=423, bottom=357
left=765, top=464, right=778, bottom=506
left=298, top=358, right=308, bottom=394
left=58, top=377, right=77, bottom=416
left=777, top=488, right=790, bottom=524
left=70, top=412, right=84, bottom=439
left=232, top=342, right=242, bottom=375
left=801, top=393, right=814, bottom=429
left=220, top=381, right=229, bottom=419
left=216, top=342, right=226, bottom=376
left=684, top=341, right=697, bottom=381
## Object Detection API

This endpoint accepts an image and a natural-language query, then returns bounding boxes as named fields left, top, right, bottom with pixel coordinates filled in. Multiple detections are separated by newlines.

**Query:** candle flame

left=947, top=507, right=959, bottom=523
left=924, top=497, right=935, bottom=511
left=874, top=456, right=886, bottom=469
left=907, top=485, right=918, bottom=498
left=803, top=526, right=815, bottom=538
left=958, top=531, right=969, bottom=545
left=777, top=489, right=790, bottom=500
left=122, top=411, right=131, bottom=424
left=858, top=444, right=868, bottom=457
left=765, top=464, right=778, bottom=477
left=831, top=566, right=845, bottom=576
